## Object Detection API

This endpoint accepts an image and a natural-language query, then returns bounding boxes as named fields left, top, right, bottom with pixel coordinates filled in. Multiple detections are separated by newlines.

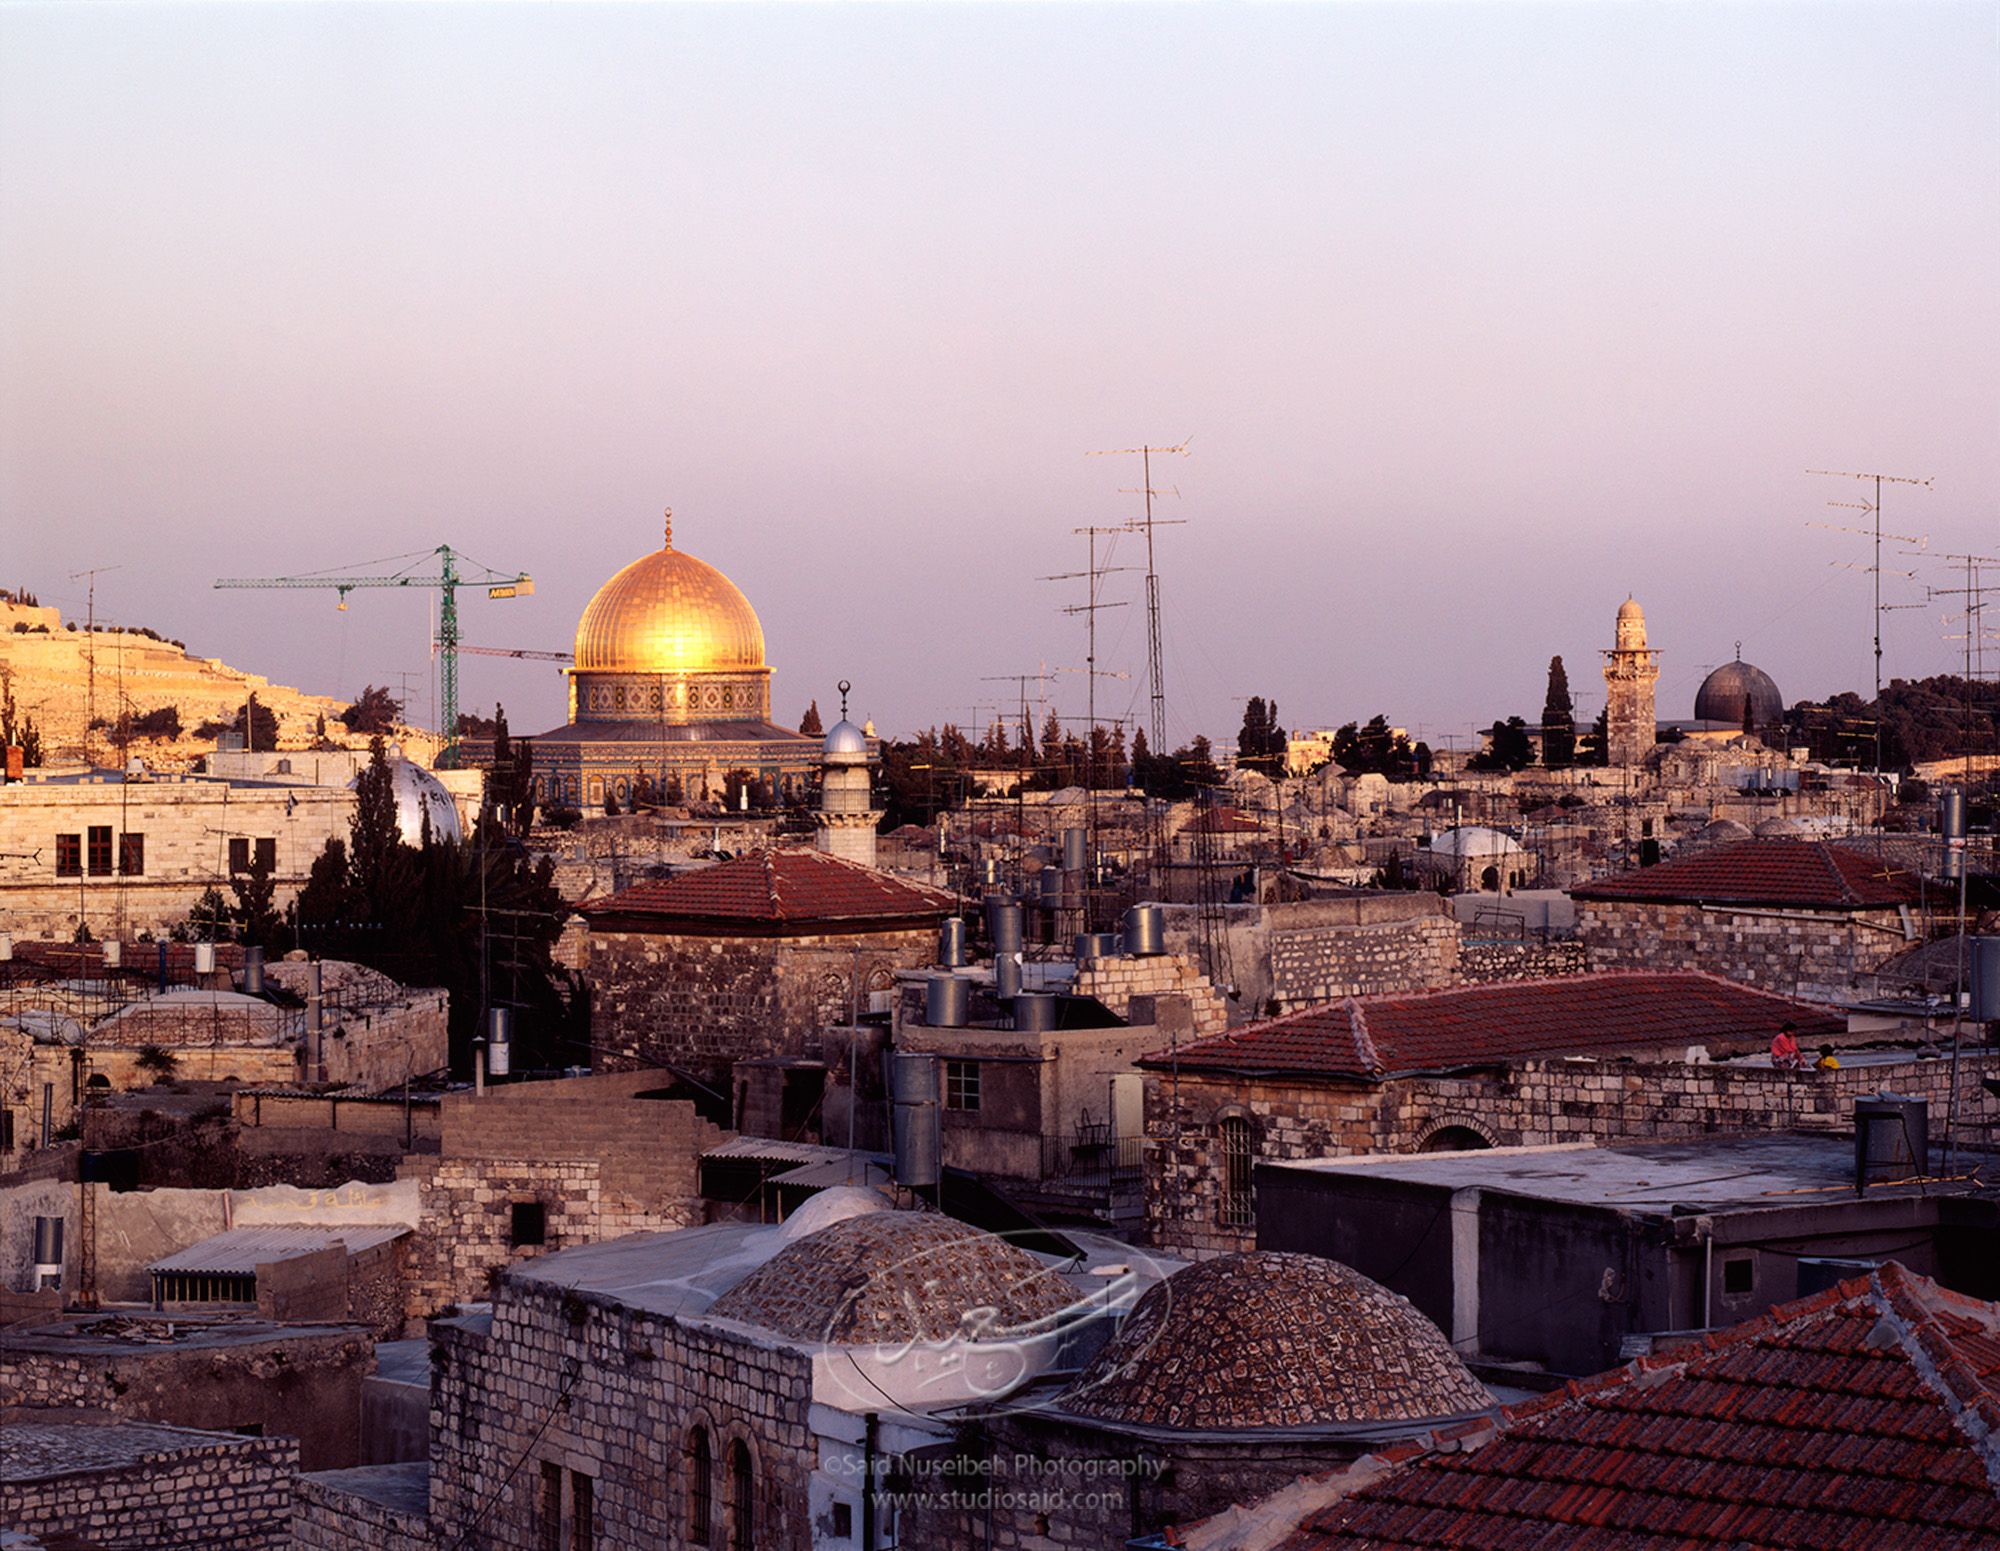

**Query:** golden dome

left=573, top=518, right=766, bottom=675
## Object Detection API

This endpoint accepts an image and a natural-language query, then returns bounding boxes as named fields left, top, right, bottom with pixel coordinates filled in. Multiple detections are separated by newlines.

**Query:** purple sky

left=3, top=3, right=1995, bottom=755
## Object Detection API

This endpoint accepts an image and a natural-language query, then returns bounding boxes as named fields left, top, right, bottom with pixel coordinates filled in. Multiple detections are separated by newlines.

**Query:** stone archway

left=1414, top=1115, right=1500, bottom=1153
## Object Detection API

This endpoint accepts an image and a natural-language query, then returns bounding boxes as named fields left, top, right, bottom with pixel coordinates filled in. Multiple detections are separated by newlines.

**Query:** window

left=228, top=837, right=276, bottom=874
left=687, top=1427, right=714, bottom=1546
left=511, top=1201, right=547, bottom=1247
left=727, top=1439, right=755, bottom=1551
left=0, top=1109, right=13, bottom=1152
left=570, top=1470, right=594, bottom=1551
left=830, top=1502, right=852, bottom=1539
left=1218, top=1116, right=1254, bottom=1228
left=118, top=833, right=145, bottom=876
left=539, top=1462, right=563, bottom=1551
left=86, top=826, right=113, bottom=876
left=55, top=834, right=80, bottom=877
left=1723, top=1257, right=1755, bottom=1296
left=944, top=1060, right=980, bottom=1113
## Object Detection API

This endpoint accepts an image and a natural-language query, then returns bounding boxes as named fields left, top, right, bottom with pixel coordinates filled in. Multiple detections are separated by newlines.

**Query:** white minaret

left=815, top=680, right=882, bottom=868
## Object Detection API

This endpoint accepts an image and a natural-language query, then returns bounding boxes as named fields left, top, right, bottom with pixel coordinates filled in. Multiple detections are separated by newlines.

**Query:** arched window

left=686, top=1426, right=713, bottom=1546
left=1218, top=1116, right=1254, bottom=1228
left=727, top=1439, right=754, bottom=1550
left=1419, top=1125, right=1493, bottom=1154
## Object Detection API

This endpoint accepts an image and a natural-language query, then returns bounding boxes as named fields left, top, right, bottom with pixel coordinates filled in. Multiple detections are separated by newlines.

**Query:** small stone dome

left=708, top=1211, right=1074, bottom=1345
left=1425, top=825, right=1523, bottom=860
left=1617, top=597, right=1645, bottom=622
left=1062, top=1252, right=1492, bottom=1429
left=824, top=719, right=868, bottom=759
left=1754, top=816, right=1806, bottom=838
left=1694, top=659, right=1784, bottom=728
left=1684, top=818, right=1754, bottom=854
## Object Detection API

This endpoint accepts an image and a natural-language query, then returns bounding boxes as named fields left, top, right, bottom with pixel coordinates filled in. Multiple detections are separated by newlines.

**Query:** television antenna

left=1088, top=440, right=1190, bottom=751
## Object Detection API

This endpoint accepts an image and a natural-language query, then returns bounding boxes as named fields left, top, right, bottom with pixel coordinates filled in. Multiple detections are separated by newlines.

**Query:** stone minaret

left=815, top=682, right=881, bottom=868
left=1601, top=597, right=1660, bottom=767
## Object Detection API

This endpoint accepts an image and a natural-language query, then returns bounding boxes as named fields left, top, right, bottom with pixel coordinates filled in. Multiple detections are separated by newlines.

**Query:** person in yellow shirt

left=1815, top=1045, right=1841, bottom=1072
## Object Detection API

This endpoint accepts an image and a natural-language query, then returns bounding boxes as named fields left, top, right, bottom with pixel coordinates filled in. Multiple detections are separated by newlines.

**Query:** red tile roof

left=1270, top=1263, right=2000, bottom=1550
left=578, top=848, right=956, bottom=929
left=1137, top=972, right=1842, bottom=1080
left=1572, top=838, right=1922, bottom=910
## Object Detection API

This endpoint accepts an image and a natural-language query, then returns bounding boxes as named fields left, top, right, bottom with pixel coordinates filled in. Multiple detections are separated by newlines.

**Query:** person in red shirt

left=1771, top=1021, right=1803, bottom=1070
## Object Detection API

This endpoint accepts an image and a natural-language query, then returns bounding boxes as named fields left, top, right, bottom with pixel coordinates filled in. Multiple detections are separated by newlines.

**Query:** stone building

left=1571, top=836, right=1927, bottom=997
left=1600, top=596, right=1659, bottom=767
left=580, top=848, right=955, bottom=1089
left=0, top=1312, right=373, bottom=1469
left=814, top=713, right=881, bottom=868
left=1139, top=970, right=1881, bottom=1257
left=1, top=1412, right=300, bottom=1550
left=495, top=513, right=828, bottom=808
left=903, top=1252, right=1495, bottom=1551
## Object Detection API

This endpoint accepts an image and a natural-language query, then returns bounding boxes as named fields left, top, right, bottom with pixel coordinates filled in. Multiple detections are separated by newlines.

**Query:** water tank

left=979, top=857, right=1004, bottom=888
left=1124, top=904, right=1166, bottom=957
left=1941, top=789, right=1968, bottom=839
left=31, top=1217, right=62, bottom=1290
left=1040, top=866, right=1067, bottom=906
left=100, top=940, right=121, bottom=969
left=939, top=918, right=967, bottom=969
left=1014, top=992, right=1058, bottom=1032
left=1078, top=932, right=1121, bottom=965
left=240, top=946, right=265, bottom=996
left=987, top=897, right=1023, bottom=957
left=487, top=1008, right=513, bottom=1077
left=1854, top=1094, right=1928, bottom=1188
left=994, top=952, right=1022, bottom=1001
left=926, top=974, right=970, bottom=1028
left=890, top=1053, right=940, bottom=1189
left=1972, top=937, right=2000, bottom=1023
left=1062, top=828, right=1087, bottom=873
left=192, top=942, right=217, bottom=975
left=1076, top=933, right=1101, bottom=965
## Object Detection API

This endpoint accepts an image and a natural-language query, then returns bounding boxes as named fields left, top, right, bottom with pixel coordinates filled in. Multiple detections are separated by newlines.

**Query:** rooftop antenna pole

left=1044, top=530, right=1133, bottom=918
left=1809, top=468, right=1932, bottom=772
left=1089, top=440, right=1191, bottom=752
left=67, top=565, right=122, bottom=764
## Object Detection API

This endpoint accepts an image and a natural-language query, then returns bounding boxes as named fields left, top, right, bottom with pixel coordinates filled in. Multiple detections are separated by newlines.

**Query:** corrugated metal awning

left=148, top=1223, right=409, bottom=1277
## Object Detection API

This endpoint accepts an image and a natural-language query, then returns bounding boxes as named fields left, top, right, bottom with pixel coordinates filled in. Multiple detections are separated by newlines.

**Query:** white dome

left=824, top=719, right=869, bottom=758
left=776, top=1185, right=890, bottom=1243
left=1426, top=825, right=1524, bottom=859
left=351, top=757, right=464, bottom=846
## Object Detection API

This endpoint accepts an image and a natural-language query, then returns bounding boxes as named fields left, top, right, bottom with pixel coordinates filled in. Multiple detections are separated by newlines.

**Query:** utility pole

left=1088, top=440, right=1190, bottom=752
left=1808, top=468, right=1932, bottom=772
left=67, top=565, right=122, bottom=764
left=1043, top=529, right=1132, bottom=908
left=982, top=670, right=1055, bottom=886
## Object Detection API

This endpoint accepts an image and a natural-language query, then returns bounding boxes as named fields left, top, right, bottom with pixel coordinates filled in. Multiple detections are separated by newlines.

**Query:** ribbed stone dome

left=573, top=522, right=766, bottom=675
left=1694, top=659, right=1784, bottom=728
left=1062, top=1252, right=1493, bottom=1429
left=707, top=1211, right=1074, bottom=1346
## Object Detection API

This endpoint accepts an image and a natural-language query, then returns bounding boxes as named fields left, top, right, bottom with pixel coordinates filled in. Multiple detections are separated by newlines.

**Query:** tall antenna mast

left=1043, top=528, right=1132, bottom=912
left=67, top=565, right=122, bottom=763
left=1088, top=440, right=1190, bottom=751
left=1808, top=467, right=1932, bottom=772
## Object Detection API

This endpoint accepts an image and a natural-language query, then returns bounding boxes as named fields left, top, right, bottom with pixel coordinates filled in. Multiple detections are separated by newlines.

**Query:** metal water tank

left=939, top=918, right=967, bottom=968
left=1062, top=828, right=1087, bottom=873
left=1124, top=904, right=1166, bottom=957
left=890, top=1053, right=940, bottom=1188
left=994, top=952, right=1022, bottom=1001
left=1014, top=992, right=1059, bottom=1032
left=101, top=940, right=121, bottom=969
left=987, top=897, right=1023, bottom=957
left=926, top=974, right=970, bottom=1028
left=192, top=942, right=217, bottom=975
left=1040, top=866, right=1067, bottom=906
left=487, top=1008, right=513, bottom=1077
left=1971, top=937, right=2000, bottom=1023
left=31, top=1217, right=62, bottom=1289
left=979, top=857, right=1004, bottom=888
left=1941, top=789, right=1968, bottom=839
left=1854, top=1094, right=1928, bottom=1188
left=240, top=945, right=265, bottom=996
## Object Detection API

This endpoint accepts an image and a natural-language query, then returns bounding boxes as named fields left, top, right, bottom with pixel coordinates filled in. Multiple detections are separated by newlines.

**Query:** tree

left=204, top=695, right=278, bottom=751
left=341, top=685, right=402, bottom=735
left=0, top=669, right=45, bottom=767
left=178, top=886, right=233, bottom=942
left=799, top=701, right=824, bottom=737
left=1583, top=707, right=1608, bottom=766
left=1542, top=657, right=1576, bottom=769
left=348, top=739, right=407, bottom=907
left=1471, top=716, right=1534, bottom=772
left=230, top=846, right=282, bottom=950
left=1237, top=696, right=1288, bottom=775
left=135, top=1045, right=178, bottom=1083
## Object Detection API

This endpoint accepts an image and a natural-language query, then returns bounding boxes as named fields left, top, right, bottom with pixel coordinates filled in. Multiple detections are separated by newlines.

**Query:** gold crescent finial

left=663, top=508, right=673, bottom=550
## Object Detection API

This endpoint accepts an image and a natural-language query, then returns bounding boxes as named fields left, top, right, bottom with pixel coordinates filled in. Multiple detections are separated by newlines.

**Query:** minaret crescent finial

left=838, top=680, right=852, bottom=719
left=663, top=507, right=673, bottom=550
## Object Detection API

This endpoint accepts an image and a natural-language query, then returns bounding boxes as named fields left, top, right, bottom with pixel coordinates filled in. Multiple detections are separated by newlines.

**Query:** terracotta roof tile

left=578, top=848, right=955, bottom=927
left=1139, top=972, right=1841, bottom=1080
left=1271, top=1264, right=2000, bottom=1551
left=1571, top=839, right=1922, bottom=910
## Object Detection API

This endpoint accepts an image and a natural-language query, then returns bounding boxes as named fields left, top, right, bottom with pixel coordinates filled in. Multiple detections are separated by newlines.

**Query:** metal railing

left=1040, top=1128, right=1143, bottom=1192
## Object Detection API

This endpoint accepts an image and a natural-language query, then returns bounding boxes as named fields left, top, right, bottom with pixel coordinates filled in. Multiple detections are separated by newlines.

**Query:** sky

left=3, top=2, right=1995, bottom=755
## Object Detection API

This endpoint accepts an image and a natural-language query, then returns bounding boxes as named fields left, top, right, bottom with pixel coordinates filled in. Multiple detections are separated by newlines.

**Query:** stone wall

left=0, top=1322, right=373, bottom=1470
left=1457, top=938, right=1588, bottom=983
left=291, top=1465, right=433, bottom=1551
left=588, top=924, right=935, bottom=1085
left=1072, top=952, right=1229, bottom=1037
left=1266, top=912, right=1459, bottom=1009
left=429, top=1280, right=815, bottom=1550
left=2, top=1424, right=300, bottom=1550
left=1144, top=1049, right=2000, bottom=1257
left=1577, top=898, right=1916, bottom=998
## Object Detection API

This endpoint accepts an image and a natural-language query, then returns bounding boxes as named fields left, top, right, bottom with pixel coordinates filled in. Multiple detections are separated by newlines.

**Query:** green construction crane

left=214, top=544, right=533, bottom=769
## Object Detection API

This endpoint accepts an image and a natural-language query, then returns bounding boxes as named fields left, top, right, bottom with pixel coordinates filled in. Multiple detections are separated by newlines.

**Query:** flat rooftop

left=0, top=1413, right=272, bottom=1482
left=0, top=1313, right=365, bottom=1357
left=303, top=1461, right=429, bottom=1516
left=1270, top=1133, right=1986, bottom=1214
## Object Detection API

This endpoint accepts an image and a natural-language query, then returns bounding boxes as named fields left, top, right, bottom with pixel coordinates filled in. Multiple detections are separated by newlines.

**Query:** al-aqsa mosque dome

left=511, top=511, right=831, bottom=811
